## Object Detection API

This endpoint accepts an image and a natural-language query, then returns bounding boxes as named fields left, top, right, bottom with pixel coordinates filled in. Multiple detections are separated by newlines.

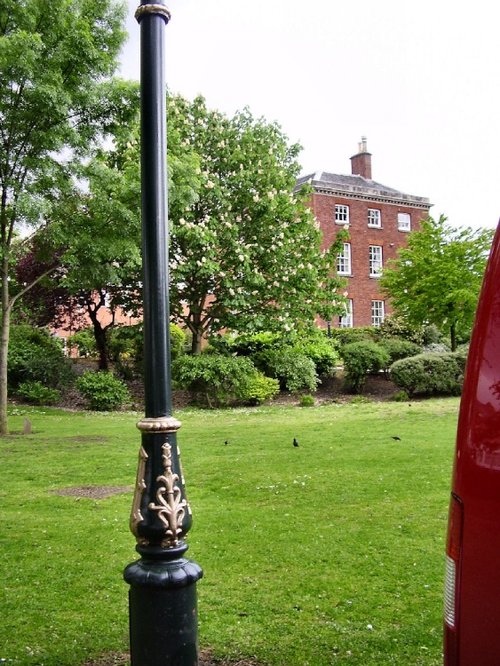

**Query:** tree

left=380, top=215, right=493, bottom=350
left=166, top=95, right=346, bottom=353
left=0, top=0, right=135, bottom=432
left=46, top=94, right=347, bottom=356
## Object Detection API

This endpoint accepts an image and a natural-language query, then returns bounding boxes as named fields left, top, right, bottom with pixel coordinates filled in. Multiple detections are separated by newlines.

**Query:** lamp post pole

left=124, top=3, right=202, bottom=665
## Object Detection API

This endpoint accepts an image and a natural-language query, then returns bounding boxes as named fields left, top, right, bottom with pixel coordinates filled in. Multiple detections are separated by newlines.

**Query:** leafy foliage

left=173, top=354, right=259, bottom=407
left=8, top=325, right=73, bottom=390
left=0, top=0, right=134, bottom=432
left=222, top=331, right=282, bottom=356
left=390, top=352, right=465, bottom=397
left=254, top=348, right=318, bottom=393
left=166, top=95, right=347, bottom=352
left=69, top=328, right=98, bottom=358
left=76, top=370, right=129, bottom=411
left=339, top=341, right=390, bottom=393
left=292, top=331, right=339, bottom=377
left=380, top=215, right=493, bottom=350
left=378, top=338, right=422, bottom=368
left=16, top=381, right=60, bottom=406
left=238, top=372, right=280, bottom=405
left=330, top=327, right=377, bottom=346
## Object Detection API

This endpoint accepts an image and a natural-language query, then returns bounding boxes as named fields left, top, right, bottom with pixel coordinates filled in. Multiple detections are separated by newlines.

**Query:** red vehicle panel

left=445, top=222, right=500, bottom=665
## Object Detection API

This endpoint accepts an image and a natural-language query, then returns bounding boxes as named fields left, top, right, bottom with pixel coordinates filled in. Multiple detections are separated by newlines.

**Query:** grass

left=0, top=398, right=460, bottom=666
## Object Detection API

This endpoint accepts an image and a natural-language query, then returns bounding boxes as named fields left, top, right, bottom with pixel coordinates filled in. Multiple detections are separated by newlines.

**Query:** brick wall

left=312, top=193, right=428, bottom=327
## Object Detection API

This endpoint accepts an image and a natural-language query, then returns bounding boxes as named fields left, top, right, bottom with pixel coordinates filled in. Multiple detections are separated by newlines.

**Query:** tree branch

left=9, top=265, right=57, bottom=308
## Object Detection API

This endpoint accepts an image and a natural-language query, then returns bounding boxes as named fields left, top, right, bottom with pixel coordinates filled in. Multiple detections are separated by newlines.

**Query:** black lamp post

left=124, top=3, right=202, bottom=665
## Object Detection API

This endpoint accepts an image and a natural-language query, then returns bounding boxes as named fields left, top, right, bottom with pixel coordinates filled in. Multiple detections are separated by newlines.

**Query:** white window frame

left=398, top=212, right=411, bottom=232
left=337, top=242, right=352, bottom=275
left=369, top=245, right=383, bottom=277
left=367, top=208, right=381, bottom=228
left=339, top=299, right=353, bottom=328
left=371, top=300, right=385, bottom=327
left=335, top=204, right=350, bottom=225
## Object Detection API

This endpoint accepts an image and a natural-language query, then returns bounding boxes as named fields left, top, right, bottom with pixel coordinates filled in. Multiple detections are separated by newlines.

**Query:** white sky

left=119, top=0, right=500, bottom=231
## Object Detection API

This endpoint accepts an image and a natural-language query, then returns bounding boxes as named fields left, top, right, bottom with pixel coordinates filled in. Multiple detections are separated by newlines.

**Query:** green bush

left=173, top=354, right=259, bottom=407
left=254, top=348, right=318, bottom=394
left=329, top=327, right=377, bottom=347
left=229, top=331, right=283, bottom=356
left=377, top=315, right=425, bottom=345
left=339, top=341, right=390, bottom=393
left=239, top=372, right=280, bottom=405
left=68, top=328, right=97, bottom=358
left=108, top=323, right=186, bottom=379
left=76, top=371, right=130, bottom=411
left=8, top=325, right=74, bottom=390
left=17, top=381, right=60, bottom=406
left=299, top=394, right=315, bottom=407
left=390, top=389, right=410, bottom=402
left=292, top=330, right=339, bottom=377
left=422, top=324, right=444, bottom=346
left=169, top=323, right=187, bottom=359
left=379, top=338, right=422, bottom=368
left=390, top=352, right=464, bottom=397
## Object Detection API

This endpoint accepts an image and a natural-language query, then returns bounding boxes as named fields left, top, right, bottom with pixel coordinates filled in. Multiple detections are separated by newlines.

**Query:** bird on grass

left=293, top=437, right=299, bottom=447
left=391, top=435, right=401, bottom=441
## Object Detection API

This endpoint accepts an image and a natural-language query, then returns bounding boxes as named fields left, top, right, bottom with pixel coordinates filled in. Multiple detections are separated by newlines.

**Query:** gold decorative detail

left=148, top=443, right=187, bottom=547
left=135, top=3, right=171, bottom=23
left=130, top=446, right=149, bottom=539
left=136, top=416, right=181, bottom=433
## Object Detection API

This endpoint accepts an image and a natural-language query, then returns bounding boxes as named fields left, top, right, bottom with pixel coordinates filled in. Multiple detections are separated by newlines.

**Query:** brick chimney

left=350, top=136, right=372, bottom=179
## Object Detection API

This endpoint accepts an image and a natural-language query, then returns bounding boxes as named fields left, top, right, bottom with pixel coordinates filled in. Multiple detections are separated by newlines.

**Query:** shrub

left=109, top=323, right=186, bottom=379
left=8, top=325, right=74, bottom=390
left=254, top=348, right=318, bottom=393
left=229, top=331, right=282, bottom=357
left=17, top=381, right=60, bottom=405
left=422, top=324, right=443, bottom=346
left=68, top=328, right=97, bottom=358
left=390, top=389, right=410, bottom=402
left=239, top=372, right=280, bottom=405
left=379, top=338, right=422, bottom=368
left=169, top=323, right=187, bottom=359
left=390, top=352, right=464, bottom=397
left=339, top=341, right=390, bottom=393
left=330, top=327, right=377, bottom=347
left=299, top=394, right=315, bottom=407
left=76, top=371, right=130, bottom=411
left=173, top=354, right=258, bottom=407
left=423, top=342, right=451, bottom=354
left=377, top=315, right=424, bottom=345
left=293, top=331, right=339, bottom=377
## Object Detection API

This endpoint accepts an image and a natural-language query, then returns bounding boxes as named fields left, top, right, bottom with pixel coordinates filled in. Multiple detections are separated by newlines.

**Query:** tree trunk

left=450, top=322, right=457, bottom=352
left=191, top=328, right=203, bottom=355
left=0, top=254, right=11, bottom=436
left=84, top=291, right=114, bottom=371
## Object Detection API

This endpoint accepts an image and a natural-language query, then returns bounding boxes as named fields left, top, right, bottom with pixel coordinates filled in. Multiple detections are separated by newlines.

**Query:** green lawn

left=0, top=399, right=459, bottom=666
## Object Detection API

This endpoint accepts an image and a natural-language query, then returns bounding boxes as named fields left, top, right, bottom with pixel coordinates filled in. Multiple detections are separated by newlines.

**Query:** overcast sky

left=119, top=0, right=499, bottom=231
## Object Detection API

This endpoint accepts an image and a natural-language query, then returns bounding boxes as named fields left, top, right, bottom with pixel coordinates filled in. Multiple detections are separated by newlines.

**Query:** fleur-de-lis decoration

left=148, top=442, right=187, bottom=547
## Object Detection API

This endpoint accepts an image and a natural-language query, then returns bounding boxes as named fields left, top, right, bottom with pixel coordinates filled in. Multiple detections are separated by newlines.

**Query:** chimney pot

left=350, top=137, right=372, bottom=179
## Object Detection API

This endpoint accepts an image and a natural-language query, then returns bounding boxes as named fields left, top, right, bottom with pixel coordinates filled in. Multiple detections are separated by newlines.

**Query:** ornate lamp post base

left=125, top=554, right=202, bottom=666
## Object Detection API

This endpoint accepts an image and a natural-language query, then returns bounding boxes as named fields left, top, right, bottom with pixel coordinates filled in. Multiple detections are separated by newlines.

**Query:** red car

left=445, top=223, right=500, bottom=665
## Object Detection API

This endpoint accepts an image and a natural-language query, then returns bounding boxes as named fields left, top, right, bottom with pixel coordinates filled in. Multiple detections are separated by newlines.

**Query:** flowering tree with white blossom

left=33, top=94, right=347, bottom=357
left=167, top=95, right=347, bottom=353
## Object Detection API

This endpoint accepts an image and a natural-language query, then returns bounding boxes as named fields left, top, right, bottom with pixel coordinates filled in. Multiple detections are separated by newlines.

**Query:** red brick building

left=297, top=138, right=432, bottom=328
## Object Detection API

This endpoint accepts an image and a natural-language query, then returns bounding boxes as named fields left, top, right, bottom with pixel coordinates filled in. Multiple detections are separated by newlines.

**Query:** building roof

left=297, top=171, right=431, bottom=209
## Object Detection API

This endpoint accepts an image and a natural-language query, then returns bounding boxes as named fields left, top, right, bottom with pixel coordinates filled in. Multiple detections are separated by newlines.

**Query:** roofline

left=295, top=173, right=431, bottom=209
left=311, top=183, right=432, bottom=209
